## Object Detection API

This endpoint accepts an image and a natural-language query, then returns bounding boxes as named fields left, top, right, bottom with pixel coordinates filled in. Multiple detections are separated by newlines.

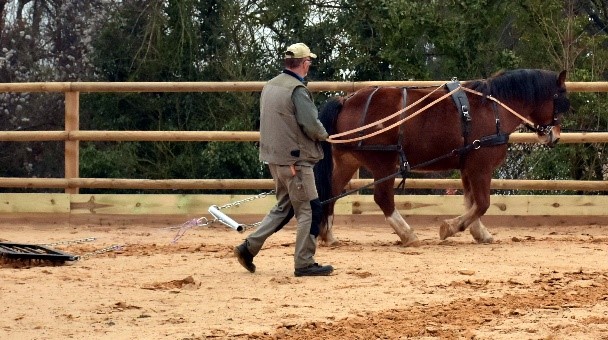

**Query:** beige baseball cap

left=284, top=43, right=317, bottom=59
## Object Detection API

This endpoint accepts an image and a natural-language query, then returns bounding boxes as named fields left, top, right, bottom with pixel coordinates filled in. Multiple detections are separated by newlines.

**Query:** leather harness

left=352, top=82, right=510, bottom=173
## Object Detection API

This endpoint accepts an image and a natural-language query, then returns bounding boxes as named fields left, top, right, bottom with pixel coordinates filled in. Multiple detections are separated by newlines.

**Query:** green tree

left=0, top=0, right=107, bottom=192
left=3, top=0, right=608, bottom=194
left=84, top=0, right=267, bottom=193
left=497, top=0, right=608, bottom=190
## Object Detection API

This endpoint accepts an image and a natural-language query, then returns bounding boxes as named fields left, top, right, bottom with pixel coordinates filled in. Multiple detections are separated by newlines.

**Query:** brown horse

left=314, top=69, right=569, bottom=246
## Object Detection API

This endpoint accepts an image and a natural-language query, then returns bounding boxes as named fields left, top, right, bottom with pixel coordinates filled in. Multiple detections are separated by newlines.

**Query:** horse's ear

left=557, top=70, right=567, bottom=86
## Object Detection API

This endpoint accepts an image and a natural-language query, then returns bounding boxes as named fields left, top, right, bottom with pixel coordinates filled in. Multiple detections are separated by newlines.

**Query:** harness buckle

left=402, top=160, right=411, bottom=173
left=462, top=106, right=471, bottom=121
left=536, top=125, right=553, bottom=136
left=472, top=140, right=481, bottom=150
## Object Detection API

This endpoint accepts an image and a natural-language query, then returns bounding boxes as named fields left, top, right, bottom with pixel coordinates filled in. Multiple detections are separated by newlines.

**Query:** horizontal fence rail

left=1, top=131, right=608, bottom=143
left=0, top=178, right=606, bottom=191
left=1, top=81, right=608, bottom=192
left=1, top=80, right=608, bottom=92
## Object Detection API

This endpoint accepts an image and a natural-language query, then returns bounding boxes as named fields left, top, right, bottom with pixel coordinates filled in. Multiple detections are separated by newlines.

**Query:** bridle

left=524, top=91, right=570, bottom=136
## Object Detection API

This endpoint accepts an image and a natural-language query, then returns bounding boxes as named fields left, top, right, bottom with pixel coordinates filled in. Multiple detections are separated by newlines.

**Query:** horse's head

left=530, top=70, right=569, bottom=147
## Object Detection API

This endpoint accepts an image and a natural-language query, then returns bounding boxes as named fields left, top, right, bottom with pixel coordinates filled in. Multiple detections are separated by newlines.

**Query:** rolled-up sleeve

left=292, top=86, right=329, bottom=141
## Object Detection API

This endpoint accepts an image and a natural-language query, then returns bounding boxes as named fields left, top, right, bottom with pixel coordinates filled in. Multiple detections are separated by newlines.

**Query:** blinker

left=554, top=95, right=570, bottom=115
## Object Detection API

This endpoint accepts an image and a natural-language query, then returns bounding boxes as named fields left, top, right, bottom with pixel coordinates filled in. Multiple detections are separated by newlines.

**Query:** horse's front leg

left=372, top=173, right=419, bottom=247
left=440, top=203, right=492, bottom=243
left=461, top=179, right=493, bottom=243
left=386, top=209, right=420, bottom=247
left=469, top=219, right=493, bottom=243
left=440, top=170, right=493, bottom=243
left=439, top=204, right=477, bottom=240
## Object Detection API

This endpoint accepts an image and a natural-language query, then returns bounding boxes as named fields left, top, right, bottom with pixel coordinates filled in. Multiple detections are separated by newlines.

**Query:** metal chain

left=217, top=190, right=275, bottom=210
left=40, top=237, right=122, bottom=261
left=216, top=190, right=274, bottom=230
left=170, top=190, right=274, bottom=243
left=40, top=237, right=97, bottom=247
left=75, top=244, right=124, bottom=260
left=37, top=191, right=275, bottom=251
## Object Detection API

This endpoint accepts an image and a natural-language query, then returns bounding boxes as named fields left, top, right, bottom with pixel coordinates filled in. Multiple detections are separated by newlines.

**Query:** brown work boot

left=294, top=263, right=333, bottom=277
left=234, top=243, right=255, bottom=273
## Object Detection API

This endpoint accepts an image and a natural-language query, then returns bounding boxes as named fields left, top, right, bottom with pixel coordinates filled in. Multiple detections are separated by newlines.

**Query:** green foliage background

left=2, top=0, right=608, bottom=194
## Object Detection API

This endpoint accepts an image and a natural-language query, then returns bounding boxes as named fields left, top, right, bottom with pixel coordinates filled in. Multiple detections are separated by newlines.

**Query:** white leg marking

left=440, top=201, right=476, bottom=240
left=323, top=214, right=339, bottom=246
left=386, top=210, right=420, bottom=247
left=469, top=219, right=493, bottom=243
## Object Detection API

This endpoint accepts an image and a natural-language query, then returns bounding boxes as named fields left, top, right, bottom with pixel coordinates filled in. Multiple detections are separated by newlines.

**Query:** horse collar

left=446, top=81, right=509, bottom=159
left=445, top=81, right=472, bottom=141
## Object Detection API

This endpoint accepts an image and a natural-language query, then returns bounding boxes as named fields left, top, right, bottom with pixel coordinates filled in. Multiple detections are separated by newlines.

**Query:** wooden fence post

left=65, top=91, right=80, bottom=194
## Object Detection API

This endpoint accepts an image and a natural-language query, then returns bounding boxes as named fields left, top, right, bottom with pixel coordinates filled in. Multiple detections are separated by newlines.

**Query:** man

left=234, top=43, right=333, bottom=277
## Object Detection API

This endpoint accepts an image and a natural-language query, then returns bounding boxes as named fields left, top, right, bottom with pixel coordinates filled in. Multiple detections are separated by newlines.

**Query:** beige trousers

left=245, top=163, right=319, bottom=269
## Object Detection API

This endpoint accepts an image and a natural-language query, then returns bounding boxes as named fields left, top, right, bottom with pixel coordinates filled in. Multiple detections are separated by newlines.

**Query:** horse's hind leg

left=321, top=150, right=360, bottom=246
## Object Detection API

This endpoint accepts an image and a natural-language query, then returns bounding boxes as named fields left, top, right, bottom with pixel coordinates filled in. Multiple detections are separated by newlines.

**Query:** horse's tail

left=314, top=96, right=343, bottom=242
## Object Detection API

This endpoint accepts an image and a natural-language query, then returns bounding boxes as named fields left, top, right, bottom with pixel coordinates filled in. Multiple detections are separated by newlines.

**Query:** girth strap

left=351, top=87, right=410, bottom=190
left=453, top=133, right=510, bottom=156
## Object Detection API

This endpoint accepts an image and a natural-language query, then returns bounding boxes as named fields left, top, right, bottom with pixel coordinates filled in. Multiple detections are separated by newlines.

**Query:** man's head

left=285, top=43, right=317, bottom=59
left=284, top=43, right=316, bottom=77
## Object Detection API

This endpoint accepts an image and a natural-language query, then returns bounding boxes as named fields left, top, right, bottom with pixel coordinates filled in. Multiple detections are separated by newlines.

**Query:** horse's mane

left=467, top=69, right=558, bottom=104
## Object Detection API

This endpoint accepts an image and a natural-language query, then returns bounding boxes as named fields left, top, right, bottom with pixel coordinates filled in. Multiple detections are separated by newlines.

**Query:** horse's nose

left=550, top=126, right=561, bottom=147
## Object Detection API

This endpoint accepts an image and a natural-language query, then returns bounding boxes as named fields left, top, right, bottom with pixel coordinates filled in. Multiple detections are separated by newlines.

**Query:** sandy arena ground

left=1, top=216, right=608, bottom=339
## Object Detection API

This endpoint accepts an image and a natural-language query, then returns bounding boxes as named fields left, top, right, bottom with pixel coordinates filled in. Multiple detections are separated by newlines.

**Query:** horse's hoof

left=440, top=223, right=453, bottom=240
left=403, top=239, right=421, bottom=247
left=400, top=233, right=420, bottom=247
left=475, top=235, right=494, bottom=244
left=320, top=237, right=340, bottom=247
left=471, top=228, right=494, bottom=244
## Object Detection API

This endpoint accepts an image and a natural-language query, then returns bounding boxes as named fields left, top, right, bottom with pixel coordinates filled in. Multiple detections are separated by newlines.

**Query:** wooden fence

left=1, top=80, right=608, bottom=225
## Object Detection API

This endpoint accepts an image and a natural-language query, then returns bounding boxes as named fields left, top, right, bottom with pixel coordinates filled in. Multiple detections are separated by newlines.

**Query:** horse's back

left=335, top=87, right=406, bottom=145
